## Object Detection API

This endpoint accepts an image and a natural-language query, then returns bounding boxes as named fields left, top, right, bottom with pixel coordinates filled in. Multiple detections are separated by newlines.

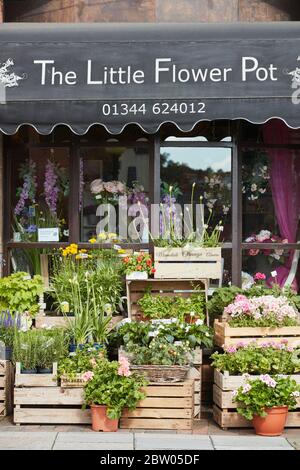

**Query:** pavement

left=0, top=414, right=299, bottom=450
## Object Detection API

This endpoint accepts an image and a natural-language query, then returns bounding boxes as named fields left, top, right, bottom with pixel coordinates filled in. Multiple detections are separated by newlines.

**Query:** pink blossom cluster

left=90, top=179, right=126, bottom=195
left=224, top=339, right=294, bottom=353
left=224, top=294, right=298, bottom=322
left=82, top=371, right=94, bottom=382
left=259, top=374, right=277, bottom=388
left=118, top=356, right=131, bottom=377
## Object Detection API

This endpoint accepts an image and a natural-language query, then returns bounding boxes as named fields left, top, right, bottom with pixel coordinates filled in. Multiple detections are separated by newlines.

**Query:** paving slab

left=287, top=438, right=300, bottom=450
left=0, top=431, right=57, bottom=450
left=55, top=431, right=133, bottom=444
left=54, top=443, right=133, bottom=450
left=211, top=436, right=294, bottom=450
left=135, top=433, right=213, bottom=450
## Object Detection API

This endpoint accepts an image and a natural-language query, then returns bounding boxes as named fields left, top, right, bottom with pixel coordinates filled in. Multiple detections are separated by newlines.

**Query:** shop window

left=80, top=146, right=150, bottom=242
left=11, top=146, right=70, bottom=273
left=160, top=147, right=232, bottom=242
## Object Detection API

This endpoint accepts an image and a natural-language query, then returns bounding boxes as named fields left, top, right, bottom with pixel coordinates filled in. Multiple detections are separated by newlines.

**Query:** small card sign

left=126, top=271, right=148, bottom=280
left=38, top=227, right=59, bottom=242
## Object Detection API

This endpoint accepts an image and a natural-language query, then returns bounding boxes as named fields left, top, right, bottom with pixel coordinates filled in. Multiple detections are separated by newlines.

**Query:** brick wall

left=4, top=0, right=300, bottom=23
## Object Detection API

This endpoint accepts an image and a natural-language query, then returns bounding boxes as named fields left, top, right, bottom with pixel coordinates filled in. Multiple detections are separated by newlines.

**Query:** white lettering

left=155, top=58, right=171, bottom=83
left=34, top=60, right=54, bottom=85
left=242, top=56, right=278, bottom=81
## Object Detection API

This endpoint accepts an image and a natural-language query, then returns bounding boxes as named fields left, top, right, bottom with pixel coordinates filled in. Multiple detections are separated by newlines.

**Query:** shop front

left=1, top=22, right=300, bottom=288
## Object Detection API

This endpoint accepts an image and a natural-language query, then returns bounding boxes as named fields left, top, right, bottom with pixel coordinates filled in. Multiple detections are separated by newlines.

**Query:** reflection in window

left=81, top=147, right=149, bottom=242
left=160, top=147, right=232, bottom=241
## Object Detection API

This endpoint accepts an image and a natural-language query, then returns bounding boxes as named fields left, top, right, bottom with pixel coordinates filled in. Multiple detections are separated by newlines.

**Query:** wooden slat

left=136, top=397, right=192, bottom=408
left=0, top=377, right=4, bottom=388
left=14, top=387, right=84, bottom=405
left=144, top=382, right=193, bottom=397
left=0, top=404, right=5, bottom=416
left=154, top=247, right=221, bottom=261
left=155, top=263, right=221, bottom=279
left=0, top=361, right=8, bottom=376
left=213, top=405, right=300, bottom=428
left=35, top=315, right=123, bottom=330
left=120, top=418, right=192, bottom=430
left=0, top=390, right=5, bottom=401
left=122, top=408, right=192, bottom=418
left=214, top=370, right=300, bottom=390
left=14, top=408, right=91, bottom=424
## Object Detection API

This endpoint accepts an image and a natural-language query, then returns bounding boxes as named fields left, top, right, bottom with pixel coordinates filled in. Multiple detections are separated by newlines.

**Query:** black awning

left=0, top=22, right=300, bottom=134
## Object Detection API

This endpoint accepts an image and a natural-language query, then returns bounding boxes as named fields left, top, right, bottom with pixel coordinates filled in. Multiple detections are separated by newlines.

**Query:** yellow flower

left=75, top=254, right=81, bottom=260
left=108, top=233, right=117, bottom=239
left=89, top=238, right=97, bottom=244
left=79, top=249, right=87, bottom=253
left=98, top=233, right=107, bottom=240
left=118, top=249, right=126, bottom=254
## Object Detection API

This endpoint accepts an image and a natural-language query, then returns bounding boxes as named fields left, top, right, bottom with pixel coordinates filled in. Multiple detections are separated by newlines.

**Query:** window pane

left=160, top=147, right=232, bottom=241
left=242, top=149, right=300, bottom=244
left=12, top=147, right=70, bottom=243
left=80, top=146, right=150, bottom=242
left=242, top=249, right=299, bottom=289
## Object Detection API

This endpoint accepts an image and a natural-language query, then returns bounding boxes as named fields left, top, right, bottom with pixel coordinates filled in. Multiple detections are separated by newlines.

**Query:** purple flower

left=14, top=161, right=37, bottom=216
left=44, top=160, right=59, bottom=215
left=26, top=224, right=37, bottom=233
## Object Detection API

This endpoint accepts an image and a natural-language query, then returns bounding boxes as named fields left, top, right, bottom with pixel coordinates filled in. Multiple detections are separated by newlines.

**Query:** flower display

left=90, top=179, right=127, bottom=205
left=14, top=160, right=37, bottom=215
left=245, top=229, right=288, bottom=261
left=242, top=152, right=270, bottom=202
left=203, top=171, right=231, bottom=215
left=118, top=356, right=131, bottom=377
left=44, top=160, right=59, bottom=215
left=223, top=294, right=298, bottom=327
left=211, top=341, right=300, bottom=375
left=121, top=252, right=155, bottom=276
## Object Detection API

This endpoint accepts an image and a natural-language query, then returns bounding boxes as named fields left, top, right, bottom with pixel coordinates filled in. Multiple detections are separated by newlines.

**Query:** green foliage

left=137, top=290, right=206, bottom=321
left=0, top=326, right=15, bottom=348
left=127, top=338, right=192, bottom=366
left=211, top=344, right=300, bottom=375
left=228, top=315, right=297, bottom=328
left=50, top=250, right=123, bottom=317
left=234, top=375, right=300, bottom=420
left=58, top=345, right=106, bottom=379
left=207, top=283, right=300, bottom=321
left=112, top=318, right=213, bottom=350
left=83, top=359, right=147, bottom=419
left=13, top=328, right=68, bottom=370
left=0, top=272, right=43, bottom=317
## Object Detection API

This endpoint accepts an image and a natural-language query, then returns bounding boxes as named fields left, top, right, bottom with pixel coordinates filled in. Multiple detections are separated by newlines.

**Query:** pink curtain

left=263, top=120, right=299, bottom=289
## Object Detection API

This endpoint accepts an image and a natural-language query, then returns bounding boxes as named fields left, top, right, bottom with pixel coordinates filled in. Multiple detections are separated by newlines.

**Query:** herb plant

left=0, top=272, right=43, bottom=317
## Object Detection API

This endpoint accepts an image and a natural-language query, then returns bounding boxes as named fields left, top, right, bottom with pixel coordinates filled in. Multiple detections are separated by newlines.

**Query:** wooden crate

left=213, top=370, right=300, bottom=428
left=214, top=320, right=300, bottom=348
left=188, top=366, right=201, bottom=418
left=35, top=314, right=123, bottom=330
left=0, top=361, right=13, bottom=417
left=60, top=374, right=85, bottom=388
left=15, top=362, right=58, bottom=387
left=120, top=380, right=194, bottom=431
left=126, top=278, right=208, bottom=320
left=14, top=386, right=91, bottom=425
left=154, top=247, right=222, bottom=279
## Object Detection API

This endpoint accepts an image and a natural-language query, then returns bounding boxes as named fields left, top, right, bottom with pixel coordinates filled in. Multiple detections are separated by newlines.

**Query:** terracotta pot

left=185, top=315, right=201, bottom=324
left=90, top=404, right=119, bottom=432
left=252, top=406, right=288, bottom=436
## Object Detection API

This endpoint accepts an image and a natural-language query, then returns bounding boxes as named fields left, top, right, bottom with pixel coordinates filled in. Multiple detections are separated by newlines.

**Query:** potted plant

left=0, top=311, right=22, bottom=360
left=37, top=328, right=68, bottom=373
left=58, top=344, right=106, bottom=386
left=12, top=329, right=39, bottom=373
left=0, top=272, right=44, bottom=317
left=121, top=252, right=155, bottom=280
left=82, top=357, right=147, bottom=431
left=127, top=337, right=192, bottom=382
left=233, top=375, right=300, bottom=435
left=144, top=184, right=223, bottom=279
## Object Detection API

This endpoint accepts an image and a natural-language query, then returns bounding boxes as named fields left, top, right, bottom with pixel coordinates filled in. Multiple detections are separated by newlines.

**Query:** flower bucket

left=90, top=404, right=119, bottom=432
left=252, top=406, right=288, bottom=436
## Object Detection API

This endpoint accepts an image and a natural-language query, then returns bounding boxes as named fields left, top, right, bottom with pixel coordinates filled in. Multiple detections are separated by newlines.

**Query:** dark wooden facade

left=3, top=0, right=300, bottom=23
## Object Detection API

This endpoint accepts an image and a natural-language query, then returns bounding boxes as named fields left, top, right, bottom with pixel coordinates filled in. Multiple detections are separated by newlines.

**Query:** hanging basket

left=130, top=365, right=189, bottom=383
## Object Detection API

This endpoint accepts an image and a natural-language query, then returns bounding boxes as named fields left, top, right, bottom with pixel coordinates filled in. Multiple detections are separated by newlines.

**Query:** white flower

left=205, top=332, right=210, bottom=337
left=251, top=183, right=257, bottom=192
left=291, top=391, right=300, bottom=398
left=195, top=319, right=203, bottom=326
left=271, top=270, right=278, bottom=278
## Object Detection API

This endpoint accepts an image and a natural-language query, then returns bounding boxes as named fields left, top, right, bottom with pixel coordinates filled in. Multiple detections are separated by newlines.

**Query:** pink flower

left=104, top=181, right=118, bottom=193
left=90, top=179, right=104, bottom=194
left=225, top=346, right=237, bottom=354
left=118, top=356, right=131, bottom=377
left=254, top=272, right=266, bottom=281
left=82, top=371, right=94, bottom=382
left=280, top=338, right=288, bottom=344
left=242, top=384, right=252, bottom=393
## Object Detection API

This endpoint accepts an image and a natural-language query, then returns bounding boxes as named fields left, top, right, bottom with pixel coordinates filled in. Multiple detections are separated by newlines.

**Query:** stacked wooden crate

left=0, top=360, right=13, bottom=418
left=213, top=369, right=300, bottom=429
left=14, top=362, right=91, bottom=425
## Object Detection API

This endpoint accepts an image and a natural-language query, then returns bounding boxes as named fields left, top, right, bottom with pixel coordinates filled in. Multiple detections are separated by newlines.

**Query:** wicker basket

left=130, top=365, right=190, bottom=383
